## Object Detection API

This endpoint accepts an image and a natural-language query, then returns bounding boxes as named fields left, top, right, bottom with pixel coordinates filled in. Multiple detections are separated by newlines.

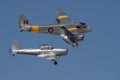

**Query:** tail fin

left=18, top=14, right=31, bottom=32
left=10, top=40, right=21, bottom=54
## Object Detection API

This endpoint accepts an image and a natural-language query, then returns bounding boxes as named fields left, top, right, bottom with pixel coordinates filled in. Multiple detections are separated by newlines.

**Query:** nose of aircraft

left=56, top=48, right=68, bottom=56
left=87, top=26, right=92, bottom=32
left=65, top=48, right=68, bottom=54
left=63, top=48, right=68, bottom=54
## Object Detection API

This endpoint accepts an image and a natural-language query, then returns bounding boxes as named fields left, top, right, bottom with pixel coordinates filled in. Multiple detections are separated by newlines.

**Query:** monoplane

left=18, top=8, right=91, bottom=47
left=9, top=40, right=68, bottom=65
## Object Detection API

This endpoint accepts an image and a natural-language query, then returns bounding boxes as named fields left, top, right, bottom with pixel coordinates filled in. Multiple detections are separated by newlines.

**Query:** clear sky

left=0, top=0, right=120, bottom=80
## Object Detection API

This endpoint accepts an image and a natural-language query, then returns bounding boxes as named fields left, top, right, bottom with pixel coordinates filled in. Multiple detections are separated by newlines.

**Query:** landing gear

left=12, top=54, right=15, bottom=56
left=54, top=61, right=58, bottom=65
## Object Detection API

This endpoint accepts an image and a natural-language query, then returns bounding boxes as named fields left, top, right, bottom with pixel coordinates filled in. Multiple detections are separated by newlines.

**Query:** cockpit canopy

left=40, top=44, right=53, bottom=50
left=80, top=22, right=86, bottom=25
left=76, top=22, right=87, bottom=29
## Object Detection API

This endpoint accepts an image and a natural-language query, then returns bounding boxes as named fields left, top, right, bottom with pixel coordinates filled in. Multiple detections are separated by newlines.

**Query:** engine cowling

left=62, top=35, right=70, bottom=44
left=77, top=35, right=84, bottom=41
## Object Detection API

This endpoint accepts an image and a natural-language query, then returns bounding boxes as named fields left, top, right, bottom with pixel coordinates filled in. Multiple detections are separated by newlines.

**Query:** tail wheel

left=54, top=61, right=57, bottom=65
left=12, top=54, right=15, bottom=56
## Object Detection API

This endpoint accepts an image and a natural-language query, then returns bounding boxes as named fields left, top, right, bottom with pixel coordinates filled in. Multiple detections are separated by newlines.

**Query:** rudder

left=18, top=14, right=30, bottom=31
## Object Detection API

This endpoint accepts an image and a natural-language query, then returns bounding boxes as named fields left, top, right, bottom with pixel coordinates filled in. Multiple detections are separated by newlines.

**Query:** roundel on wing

left=48, top=27, right=54, bottom=33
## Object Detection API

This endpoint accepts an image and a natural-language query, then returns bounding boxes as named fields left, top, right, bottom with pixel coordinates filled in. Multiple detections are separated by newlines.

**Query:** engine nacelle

left=77, top=35, right=84, bottom=41
left=61, top=34, right=79, bottom=47
left=62, top=35, right=70, bottom=44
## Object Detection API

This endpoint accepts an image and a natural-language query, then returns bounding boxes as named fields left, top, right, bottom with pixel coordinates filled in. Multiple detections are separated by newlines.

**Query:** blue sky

left=0, top=0, right=120, bottom=80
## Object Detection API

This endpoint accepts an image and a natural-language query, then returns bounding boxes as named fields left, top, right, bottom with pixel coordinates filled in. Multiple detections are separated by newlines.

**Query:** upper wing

left=55, top=8, right=72, bottom=24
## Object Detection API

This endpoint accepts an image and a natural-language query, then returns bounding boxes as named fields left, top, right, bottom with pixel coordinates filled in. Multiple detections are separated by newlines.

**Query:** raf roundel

left=48, top=27, right=54, bottom=33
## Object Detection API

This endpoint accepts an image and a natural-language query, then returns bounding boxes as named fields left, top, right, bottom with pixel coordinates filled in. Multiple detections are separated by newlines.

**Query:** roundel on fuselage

left=48, top=27, right=54, bottom=33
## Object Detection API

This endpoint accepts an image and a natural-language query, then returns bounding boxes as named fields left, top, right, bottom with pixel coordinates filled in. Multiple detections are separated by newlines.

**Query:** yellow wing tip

left=58, top=15, right=68, bottom=19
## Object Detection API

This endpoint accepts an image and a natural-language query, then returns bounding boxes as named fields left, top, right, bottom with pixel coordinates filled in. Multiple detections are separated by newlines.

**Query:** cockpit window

left=80, top=22, right=86, bottom=25
left=40, top=45, right=53, bottom=50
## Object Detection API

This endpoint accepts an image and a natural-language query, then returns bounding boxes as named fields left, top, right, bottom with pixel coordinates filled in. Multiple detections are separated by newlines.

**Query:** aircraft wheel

left=54, top=61, right=57, bottom=65
left=12, top=54, right=15, bottom=56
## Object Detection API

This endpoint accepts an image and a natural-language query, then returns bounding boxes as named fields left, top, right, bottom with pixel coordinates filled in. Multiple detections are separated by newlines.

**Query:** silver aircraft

left=18, top=8, right=92, bottom=47
left=9, top=41, right=68, bottom=65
